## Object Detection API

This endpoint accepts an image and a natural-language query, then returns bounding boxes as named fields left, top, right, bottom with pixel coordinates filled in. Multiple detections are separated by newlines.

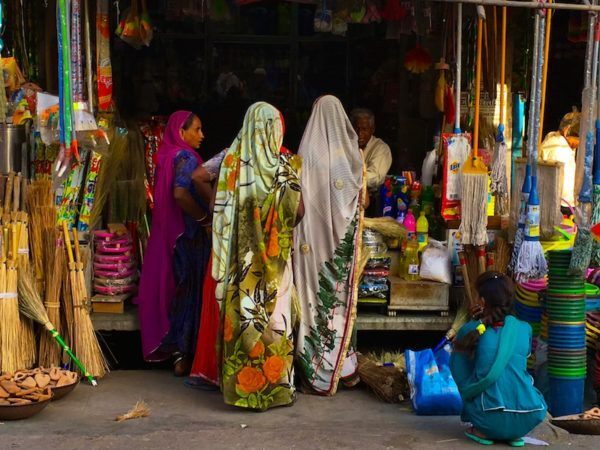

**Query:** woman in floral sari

left=212, top=102, right=303, bottom=410
left=293, top=95, right=366, bottom=395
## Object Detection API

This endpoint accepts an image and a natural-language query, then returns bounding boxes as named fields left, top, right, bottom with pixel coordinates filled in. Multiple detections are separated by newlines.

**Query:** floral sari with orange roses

left=212, top=102, right=302, bottom=410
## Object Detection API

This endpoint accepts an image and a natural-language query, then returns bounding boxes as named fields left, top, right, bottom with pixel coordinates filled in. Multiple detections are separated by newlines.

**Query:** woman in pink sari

left=137, top=111, right=212, bottom=376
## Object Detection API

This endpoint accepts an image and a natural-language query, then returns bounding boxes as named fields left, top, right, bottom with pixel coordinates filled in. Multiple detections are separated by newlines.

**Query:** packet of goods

left=78, top=151, right=103, bottom=231
left=441, top=133, right=471, bottom=220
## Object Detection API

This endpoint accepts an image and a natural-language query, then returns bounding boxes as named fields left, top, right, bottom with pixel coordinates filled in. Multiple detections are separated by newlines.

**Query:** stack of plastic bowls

left=515, top=278, right=546, bottom=370
left=546, top=250, right=586, bottom=417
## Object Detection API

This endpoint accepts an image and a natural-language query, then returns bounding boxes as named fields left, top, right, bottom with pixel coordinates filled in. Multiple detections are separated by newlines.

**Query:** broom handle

left=73, top=228, right=81, bottom=264
left=44, top=322, right=97, bottom=386
left=12, top=173, right=20, bottom=214
left=539, top=2, right=553, bottom=144
left=63, top=221, right=75, bottom=265
left=455, top=2, right=462, bottom=132
left=458, top=251, right=475, bottom=308
left=4, top=172, right=13, bottom=212
left=499, top=6, right=506, bottom=126
left=473, top=13, right=484, bottom=158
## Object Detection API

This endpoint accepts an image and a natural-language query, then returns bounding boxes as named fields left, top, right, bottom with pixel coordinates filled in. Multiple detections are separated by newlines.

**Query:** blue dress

left=159, top=150, right=211, bottom=358
left=450, top=317, right=547, bottom=441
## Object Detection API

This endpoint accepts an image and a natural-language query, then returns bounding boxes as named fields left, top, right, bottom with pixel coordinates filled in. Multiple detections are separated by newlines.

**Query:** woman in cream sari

left=212, top=102, right=303, bottom=410
left=293, top=95, right=365, bottom=395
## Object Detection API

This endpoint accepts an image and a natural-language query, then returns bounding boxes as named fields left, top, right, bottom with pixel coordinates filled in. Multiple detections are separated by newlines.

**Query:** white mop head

left=459, top=173, right=489, bottom=246
left=515, top=240, right=548, bottom=282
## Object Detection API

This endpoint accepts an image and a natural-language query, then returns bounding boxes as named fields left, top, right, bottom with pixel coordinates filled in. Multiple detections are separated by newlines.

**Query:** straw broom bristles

left=0, top=258, right=20, bottom=373
left=27, top=177, right=54, bottom=291
left=63, top=223, right=108, bottom=378
left=357, top=354, right=409, bottom=403
left=16, top=210, right=36, bottom=369
left=18, top=266, right=98, bottom=386
left=363, top=217, right=407, bottom=240
left=39, top=228, right=64, bottom=367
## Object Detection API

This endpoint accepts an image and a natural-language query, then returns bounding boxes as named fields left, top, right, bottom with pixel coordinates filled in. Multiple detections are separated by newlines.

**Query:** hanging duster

left=459, top=5, right=488, bottom=248
left=490, top=5, right=509, bottom=217
left=515, top=7, right=548, bottom=282
left=72, top=0, right=97, bottom=132
left=569, top=18, right=600, bottom=276
left=55, top=0, right=77, bottom=177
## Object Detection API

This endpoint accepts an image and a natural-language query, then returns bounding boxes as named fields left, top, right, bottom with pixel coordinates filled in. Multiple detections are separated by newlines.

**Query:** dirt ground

left=0, top=370, right=598, bottom=449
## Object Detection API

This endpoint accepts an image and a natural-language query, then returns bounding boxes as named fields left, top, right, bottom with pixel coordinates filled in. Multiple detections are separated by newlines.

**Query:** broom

left=515, top=10, right=548, bottom=282
left=363, top=217, right=407, bottom=240
left=357, top=354, right=409, bottom=403
left=490, top=5, right=509, bottom=217
left=63, top=222, right=108, bottom=378
left=0, top=228, right=20, bottom=373
left=0, top=178, right=21, bottom=373
left=570, top=19, right=600, bottom=276
left=459, top=6, right=489, bottom=249
left=39, top=229, right=65, bottom=368
left=17, top=267, right=97, bottom=385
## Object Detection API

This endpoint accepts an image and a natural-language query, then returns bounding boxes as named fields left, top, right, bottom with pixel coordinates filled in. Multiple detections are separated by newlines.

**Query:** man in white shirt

left=350, top=109, right=393, bottom=193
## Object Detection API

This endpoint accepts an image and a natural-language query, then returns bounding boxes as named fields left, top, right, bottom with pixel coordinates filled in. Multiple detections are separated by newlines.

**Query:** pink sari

left=136, top=111, right=202, bottom=360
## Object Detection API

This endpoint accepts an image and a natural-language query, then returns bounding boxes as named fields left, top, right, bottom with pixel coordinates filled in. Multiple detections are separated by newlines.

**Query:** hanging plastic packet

left=78, top=151, right=103, bottom=232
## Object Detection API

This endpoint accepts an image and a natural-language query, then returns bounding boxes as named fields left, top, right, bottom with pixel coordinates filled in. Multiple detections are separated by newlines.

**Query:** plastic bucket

left=549, top=377, right=585, bottom=416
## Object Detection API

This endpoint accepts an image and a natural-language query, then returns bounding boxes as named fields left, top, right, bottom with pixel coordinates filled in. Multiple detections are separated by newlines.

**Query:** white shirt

left=363, top=136, right=393, bottom=191
left=540, top=132, right=576, bottom=205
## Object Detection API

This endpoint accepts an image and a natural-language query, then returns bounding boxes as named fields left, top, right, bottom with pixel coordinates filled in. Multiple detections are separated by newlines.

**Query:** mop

left=509, top=11, right=540, bottom=275
left=570, top=19, right=600, bottom=276
left=515, top=9, right=548, bottom=282
left=441, top=2, right=471, bottom=221
left=459, top=6, right=488, bottom=248
left=490, top=5, right=509, bottom=217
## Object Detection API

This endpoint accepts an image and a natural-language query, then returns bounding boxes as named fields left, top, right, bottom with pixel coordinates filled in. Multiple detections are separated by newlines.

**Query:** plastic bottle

left=404, top=210, right=417, bottom=241
left=417, top=211, right=429, bottom=250
left=421, top=185, right=435, bottom=217
left=409, top=181, right=422, bottom=215
left=382, top=179, right=394, bottom=217
left=404, top=240, right=420, bottom=281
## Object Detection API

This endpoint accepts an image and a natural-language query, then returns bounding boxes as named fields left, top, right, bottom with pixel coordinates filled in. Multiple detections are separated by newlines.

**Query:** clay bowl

left=0, top=397, right=52, bottom=420
left=49, top=377, right=79, bottom=401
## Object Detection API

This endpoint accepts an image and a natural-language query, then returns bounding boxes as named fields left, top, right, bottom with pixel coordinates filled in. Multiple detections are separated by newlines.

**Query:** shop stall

left=1, top=0, right=600, bottom=422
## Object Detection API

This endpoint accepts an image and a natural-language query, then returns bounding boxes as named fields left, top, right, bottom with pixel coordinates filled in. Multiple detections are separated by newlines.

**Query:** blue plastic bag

left=405, top=345, right=463, bottom=416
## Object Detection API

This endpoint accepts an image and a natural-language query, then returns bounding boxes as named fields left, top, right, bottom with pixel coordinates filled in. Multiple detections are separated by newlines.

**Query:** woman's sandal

left=465, top=430, right=494, bottom=446
left=508, top=438, right=525, bottom=448
left=173, top=355, right=192, bottom=377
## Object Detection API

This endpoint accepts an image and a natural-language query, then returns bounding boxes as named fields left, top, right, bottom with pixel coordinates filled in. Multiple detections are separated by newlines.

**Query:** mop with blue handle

left=515, top=8, right=548, bottom=282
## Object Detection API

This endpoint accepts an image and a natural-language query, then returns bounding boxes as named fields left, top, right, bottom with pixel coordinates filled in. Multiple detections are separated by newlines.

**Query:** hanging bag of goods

left=116, top=0, right=153, bottom=49
left=96, top=0, right=112, bottom=112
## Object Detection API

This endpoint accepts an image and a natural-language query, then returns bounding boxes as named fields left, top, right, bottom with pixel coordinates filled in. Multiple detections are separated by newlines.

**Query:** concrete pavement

left=0, top=370, right=597, bottom=449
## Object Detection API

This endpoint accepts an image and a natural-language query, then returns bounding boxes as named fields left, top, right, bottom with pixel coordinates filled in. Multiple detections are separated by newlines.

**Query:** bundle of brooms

left=357, top=353, right=410, bottom=403
left=62, top=222, right=108, bottom=378
left=0, top=172, right=36, bottom=372
left=17, top=266, right=97, bottom=385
